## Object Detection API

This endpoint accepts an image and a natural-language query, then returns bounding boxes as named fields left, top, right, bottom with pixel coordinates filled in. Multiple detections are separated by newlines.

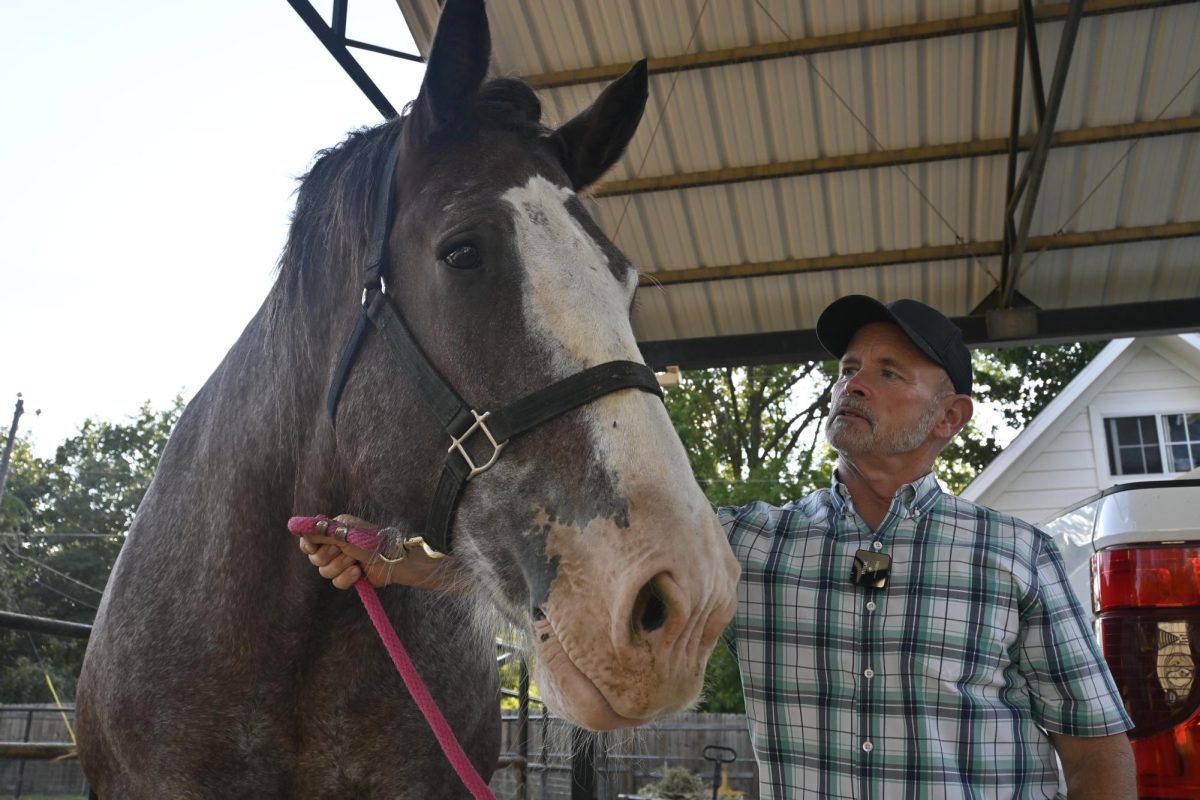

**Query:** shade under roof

left=386, top=0, right=1200, bottom=367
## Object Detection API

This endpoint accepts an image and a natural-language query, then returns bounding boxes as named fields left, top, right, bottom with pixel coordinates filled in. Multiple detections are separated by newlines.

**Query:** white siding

left=988, top=408, right=1097, bottom=525
left=975, top=337, right=1200, bottom=526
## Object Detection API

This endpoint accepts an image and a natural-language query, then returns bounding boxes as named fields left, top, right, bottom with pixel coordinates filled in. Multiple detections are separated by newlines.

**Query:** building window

left=1104, top=413, right=1200, bottom=476
left=1106, top=416, right=1163, bottom=476
left=1163, top=413, right=1200, bottom=473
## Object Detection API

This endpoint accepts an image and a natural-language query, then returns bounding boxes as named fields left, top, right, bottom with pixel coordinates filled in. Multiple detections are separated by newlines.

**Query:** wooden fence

left=0, top=705, right=87, bottom=798
left=1, top=705, right=757, bottom=800
left=490, top=711, right=757, bottom=800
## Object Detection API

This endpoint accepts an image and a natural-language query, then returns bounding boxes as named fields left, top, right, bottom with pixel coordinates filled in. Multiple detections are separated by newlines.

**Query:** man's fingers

left=331, top=565, right=362, bottom=590
left=317, top=551, right=356, bottom=579
left=303, top=542, right=337, bottom=568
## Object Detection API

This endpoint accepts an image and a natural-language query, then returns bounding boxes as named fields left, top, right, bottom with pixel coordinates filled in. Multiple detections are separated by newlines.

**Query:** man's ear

left=936, top=395, right=974, bottom=440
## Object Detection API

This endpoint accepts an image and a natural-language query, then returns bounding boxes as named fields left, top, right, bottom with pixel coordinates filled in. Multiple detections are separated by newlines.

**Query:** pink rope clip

left=289, top=515, right=496, bottom=800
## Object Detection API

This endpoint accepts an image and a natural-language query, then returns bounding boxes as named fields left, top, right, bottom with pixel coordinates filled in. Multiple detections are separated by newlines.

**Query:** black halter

left=325, top=134, right=663, bottom=555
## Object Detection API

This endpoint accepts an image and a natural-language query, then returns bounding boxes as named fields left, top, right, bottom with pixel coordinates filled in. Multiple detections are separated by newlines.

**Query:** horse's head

left=307, top=0, right=739, bottom=731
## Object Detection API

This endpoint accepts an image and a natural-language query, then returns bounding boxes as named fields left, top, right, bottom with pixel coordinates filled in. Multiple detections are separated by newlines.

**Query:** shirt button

left=866, top=600, right=877, bottom=611
left=862, top=741, right=874, bottom=753
left=864, top=668, right=875, bottom=678
left=872, top=541, right=883, bottom=551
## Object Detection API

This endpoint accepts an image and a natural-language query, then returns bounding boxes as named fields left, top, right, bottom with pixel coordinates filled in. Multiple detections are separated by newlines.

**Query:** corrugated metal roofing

left=392, top=0, right=1200, bottom=365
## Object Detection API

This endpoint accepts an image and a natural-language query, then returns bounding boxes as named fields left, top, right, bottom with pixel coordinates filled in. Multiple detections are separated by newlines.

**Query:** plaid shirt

left=720, top=472, right=1131, bottom=800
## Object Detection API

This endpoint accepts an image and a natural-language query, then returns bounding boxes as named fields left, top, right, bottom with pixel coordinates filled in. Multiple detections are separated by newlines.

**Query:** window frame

left=1093, top=407, right=1200, bottom=482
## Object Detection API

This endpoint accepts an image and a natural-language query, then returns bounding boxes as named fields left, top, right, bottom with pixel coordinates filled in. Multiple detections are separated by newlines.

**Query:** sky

left=2, top=1, right=427, bottom=456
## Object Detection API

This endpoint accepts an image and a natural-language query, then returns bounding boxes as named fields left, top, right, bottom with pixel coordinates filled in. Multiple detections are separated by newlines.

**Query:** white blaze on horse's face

left=504, top=176, right=638, bottom=368
left=502, top=175, right=741, bottom=730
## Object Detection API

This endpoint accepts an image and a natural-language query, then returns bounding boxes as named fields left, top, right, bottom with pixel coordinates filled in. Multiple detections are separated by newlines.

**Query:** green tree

left=937, top=342, right=1108, bottom=492
left=0, top=398, right=182, bottom=702
left=665, top=363, right=837, bottom=508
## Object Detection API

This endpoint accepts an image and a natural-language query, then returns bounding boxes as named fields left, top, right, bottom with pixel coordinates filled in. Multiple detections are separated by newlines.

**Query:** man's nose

left=844, top=371, right=868, bottom=395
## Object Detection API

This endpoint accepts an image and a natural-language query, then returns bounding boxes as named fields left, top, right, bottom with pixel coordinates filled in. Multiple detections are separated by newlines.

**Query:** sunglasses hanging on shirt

left=850, top=549, right=891, bottom=589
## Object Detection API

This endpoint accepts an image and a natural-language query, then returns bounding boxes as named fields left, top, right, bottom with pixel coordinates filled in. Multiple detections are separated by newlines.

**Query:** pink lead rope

left=288, top=515, right=497, bottom=800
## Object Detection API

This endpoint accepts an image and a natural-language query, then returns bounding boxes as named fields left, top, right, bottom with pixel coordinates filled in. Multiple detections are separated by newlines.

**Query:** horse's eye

left=442, top=244, right=482, bottom=271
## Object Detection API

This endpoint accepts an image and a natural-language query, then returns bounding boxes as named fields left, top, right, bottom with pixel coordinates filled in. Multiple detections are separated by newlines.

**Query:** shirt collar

left=829, top=470, right=943, bottom=520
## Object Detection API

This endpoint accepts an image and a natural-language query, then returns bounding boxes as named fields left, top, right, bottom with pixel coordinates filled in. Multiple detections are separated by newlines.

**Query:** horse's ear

left=549, top=59, right=648, bottom=191
left=408, top=0, right=491, bottom=142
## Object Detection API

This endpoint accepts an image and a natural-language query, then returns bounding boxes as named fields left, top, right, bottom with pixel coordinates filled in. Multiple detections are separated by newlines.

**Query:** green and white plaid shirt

left=720, top=472, right=1131, bottom=800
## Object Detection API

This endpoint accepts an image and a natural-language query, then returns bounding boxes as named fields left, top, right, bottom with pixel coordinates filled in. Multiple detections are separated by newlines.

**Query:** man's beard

left=825, top=396, right=941, bottom=457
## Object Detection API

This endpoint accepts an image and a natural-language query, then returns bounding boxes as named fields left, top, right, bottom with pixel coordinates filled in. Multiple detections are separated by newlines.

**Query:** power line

left=2, top=544, right=106, bottom=596
left=27, top=577, right=99, bottom=612
left=0, top=532, right=123, bottom=539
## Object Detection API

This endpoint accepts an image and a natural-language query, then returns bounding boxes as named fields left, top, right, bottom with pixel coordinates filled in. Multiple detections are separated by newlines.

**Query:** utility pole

left=0, top=393, right=25, bottom=504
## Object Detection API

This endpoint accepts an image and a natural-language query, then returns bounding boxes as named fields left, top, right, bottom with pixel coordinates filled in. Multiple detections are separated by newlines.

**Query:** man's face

left=825, top=321, right=953, bottom=458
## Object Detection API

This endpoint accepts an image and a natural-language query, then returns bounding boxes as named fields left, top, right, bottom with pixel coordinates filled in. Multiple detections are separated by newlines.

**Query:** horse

left=74, top=0, right=740, bottom=796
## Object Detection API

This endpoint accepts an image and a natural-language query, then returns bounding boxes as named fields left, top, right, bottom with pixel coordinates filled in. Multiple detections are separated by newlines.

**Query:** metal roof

left=296, top=0, right=1200, bottom=367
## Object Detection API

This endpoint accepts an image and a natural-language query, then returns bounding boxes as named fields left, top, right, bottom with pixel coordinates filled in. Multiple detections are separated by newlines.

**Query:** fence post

left=570, top=726, right=596, bottom=800
left=14, top=708, right=33, bottom=800
left=516, top=658, right=529, bottom=800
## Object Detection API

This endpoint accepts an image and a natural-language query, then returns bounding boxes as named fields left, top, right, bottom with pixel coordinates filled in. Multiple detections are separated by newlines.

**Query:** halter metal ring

left=449, top=409, right=508, bottom=479
left=370, top=535, right=446, bottom=562
left=361, top=277, right=389, bottom=307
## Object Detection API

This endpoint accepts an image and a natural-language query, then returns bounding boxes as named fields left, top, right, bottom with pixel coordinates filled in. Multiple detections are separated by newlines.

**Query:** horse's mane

left=276, top=78, right=548, bottom=307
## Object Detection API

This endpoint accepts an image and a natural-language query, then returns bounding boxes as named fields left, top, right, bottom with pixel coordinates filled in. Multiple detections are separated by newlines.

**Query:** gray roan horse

left=75, top=0, right=739, bottom=796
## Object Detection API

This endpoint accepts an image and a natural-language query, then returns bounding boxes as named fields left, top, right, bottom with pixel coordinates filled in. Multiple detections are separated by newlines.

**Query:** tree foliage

left=0, top=398, right=182, bottom=701
left=664, top=363, right=836, bottom=508
left=937, top=341, right=1108, bottom=492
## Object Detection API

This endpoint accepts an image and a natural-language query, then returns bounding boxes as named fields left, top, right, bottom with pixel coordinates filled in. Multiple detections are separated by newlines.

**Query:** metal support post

left=1002, top=0, right=1085, bottom=308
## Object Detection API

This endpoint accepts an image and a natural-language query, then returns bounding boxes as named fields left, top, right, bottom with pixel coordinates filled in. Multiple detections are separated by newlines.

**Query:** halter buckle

left=449, top=409, right=507, bottom=479
left=361, top=277, right=389, bottom=307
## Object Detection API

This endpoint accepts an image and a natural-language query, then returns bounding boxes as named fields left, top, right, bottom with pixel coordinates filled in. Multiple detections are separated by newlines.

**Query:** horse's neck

left=146, top=297, right=343, bottom=536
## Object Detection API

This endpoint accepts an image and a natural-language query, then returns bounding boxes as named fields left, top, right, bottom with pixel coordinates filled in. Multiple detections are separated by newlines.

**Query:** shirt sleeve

left=1017, top=533, right=1133, bottom=736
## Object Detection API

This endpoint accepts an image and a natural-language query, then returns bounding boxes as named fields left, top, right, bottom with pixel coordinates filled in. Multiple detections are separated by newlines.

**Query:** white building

left=962, top=334, right=1200, bottom=526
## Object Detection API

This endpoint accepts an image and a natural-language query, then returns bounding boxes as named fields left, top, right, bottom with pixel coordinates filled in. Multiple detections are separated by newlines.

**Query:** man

left=718, top=295, right=1135, bottom=798
left=300, top=295, right=1136, bottom=799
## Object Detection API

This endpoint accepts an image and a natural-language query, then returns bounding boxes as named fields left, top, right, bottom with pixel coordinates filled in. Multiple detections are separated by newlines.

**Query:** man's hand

left=297, top=514, right=458, bottom=592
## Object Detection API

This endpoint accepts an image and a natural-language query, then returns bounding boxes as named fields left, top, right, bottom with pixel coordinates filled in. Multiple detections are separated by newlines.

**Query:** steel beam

left=1001, top=0, right=1086, bottom=307
left=636, top=220, right=1200, bottom=287
left=592, top=116, right=1200, bottom=198
left=522, top=0, right=1189, bottom=90
left=999, top=2, right=1029, bottom=293
left=637, top=298, right=1200, bottom=369
left=286, top=0, right=409, bottom=119
left=1022, top=0, right=1049, bottom=126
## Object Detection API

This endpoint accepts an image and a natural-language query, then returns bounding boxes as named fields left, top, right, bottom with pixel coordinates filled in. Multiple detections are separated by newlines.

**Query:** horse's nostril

left=532, top=607, right=546, bottom=622
left=633, top=579, right=668, bottom=633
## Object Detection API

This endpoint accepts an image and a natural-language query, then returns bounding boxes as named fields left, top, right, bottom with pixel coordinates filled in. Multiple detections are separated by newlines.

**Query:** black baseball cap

left=816, top=295, right=972, bottom=395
